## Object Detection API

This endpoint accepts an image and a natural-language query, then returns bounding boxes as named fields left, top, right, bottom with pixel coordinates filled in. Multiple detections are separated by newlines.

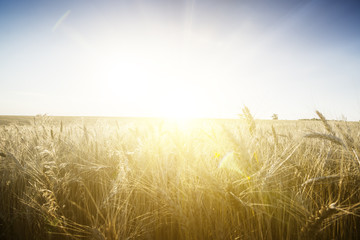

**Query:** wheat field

left=1, top=109, right=360, bottom=239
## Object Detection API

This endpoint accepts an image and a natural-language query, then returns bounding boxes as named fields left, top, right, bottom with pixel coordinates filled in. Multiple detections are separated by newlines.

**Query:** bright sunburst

left=94, top=31, right=218, bottom=119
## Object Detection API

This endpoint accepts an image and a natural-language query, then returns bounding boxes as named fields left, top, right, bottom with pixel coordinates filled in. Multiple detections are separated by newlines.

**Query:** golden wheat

left=0, top=111, right=360, bottom=239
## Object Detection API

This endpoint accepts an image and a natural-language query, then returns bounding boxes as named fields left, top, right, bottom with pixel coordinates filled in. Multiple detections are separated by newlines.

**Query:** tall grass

left=1, top=111, right=360, bottom=239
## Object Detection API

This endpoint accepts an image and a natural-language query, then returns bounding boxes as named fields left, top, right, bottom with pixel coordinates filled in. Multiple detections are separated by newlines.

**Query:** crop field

left=1, top=110, right=360, bottom=239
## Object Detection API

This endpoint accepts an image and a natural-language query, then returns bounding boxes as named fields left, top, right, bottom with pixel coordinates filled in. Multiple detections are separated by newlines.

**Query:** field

left=1, top=110, right=360, bottom=239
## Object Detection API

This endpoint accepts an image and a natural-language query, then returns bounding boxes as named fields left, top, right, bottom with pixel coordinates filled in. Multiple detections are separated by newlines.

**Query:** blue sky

left=1, top=0, right=360, bottom=120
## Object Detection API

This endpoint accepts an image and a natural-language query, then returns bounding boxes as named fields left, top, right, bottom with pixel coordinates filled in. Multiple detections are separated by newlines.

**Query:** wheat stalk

left=241, top=106, right=256, bottom=136
left=301, top=203, right=338, bottom=239
left=316, top=110, right=335, bottom=135
left=304, top=133, right=346, bottom=147
left=272, top=125, right=279, bottom=148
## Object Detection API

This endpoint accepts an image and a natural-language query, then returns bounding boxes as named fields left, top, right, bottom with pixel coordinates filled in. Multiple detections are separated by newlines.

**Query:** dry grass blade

left=353, top=149, right=360, bottom=167
left=302, top=175, right=341, bottom=187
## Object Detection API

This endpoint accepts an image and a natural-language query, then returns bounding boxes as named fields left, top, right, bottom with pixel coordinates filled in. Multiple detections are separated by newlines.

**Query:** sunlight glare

left=94, top=28, right=218, bottom=119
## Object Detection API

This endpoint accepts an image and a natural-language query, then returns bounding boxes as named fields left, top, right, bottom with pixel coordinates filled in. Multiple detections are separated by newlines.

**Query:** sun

left=89, top=24, right=226, bottom=120
left=93, top=42, right=214, bottom=119
left=154, top=91, right=203, bottom=120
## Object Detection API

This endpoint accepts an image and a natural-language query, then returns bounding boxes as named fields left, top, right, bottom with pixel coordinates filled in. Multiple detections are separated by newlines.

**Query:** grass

left=1, top=110, right=360, bottom=239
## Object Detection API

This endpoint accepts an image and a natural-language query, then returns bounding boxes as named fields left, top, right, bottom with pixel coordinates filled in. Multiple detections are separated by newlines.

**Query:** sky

left=1, top=0, right=360, bottom=120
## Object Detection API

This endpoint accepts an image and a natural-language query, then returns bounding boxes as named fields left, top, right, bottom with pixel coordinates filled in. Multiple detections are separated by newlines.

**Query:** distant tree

left=272, top=114, right=278, bottom=120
